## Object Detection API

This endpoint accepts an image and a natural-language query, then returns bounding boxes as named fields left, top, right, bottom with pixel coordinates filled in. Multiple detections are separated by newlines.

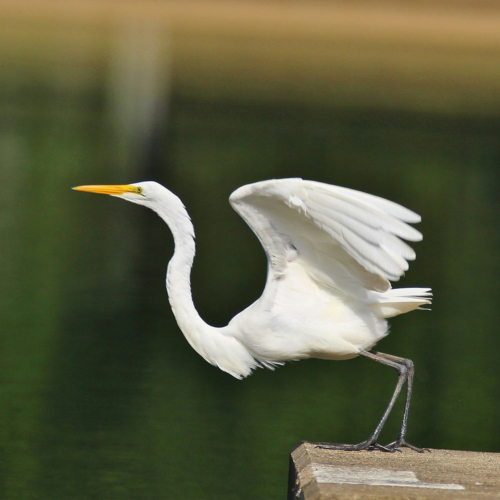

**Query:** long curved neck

left=166, top=214, right=209, bottom=342
left=150, top=190, right=255, bottom=379
left=153, top=196, right=213, bottom=351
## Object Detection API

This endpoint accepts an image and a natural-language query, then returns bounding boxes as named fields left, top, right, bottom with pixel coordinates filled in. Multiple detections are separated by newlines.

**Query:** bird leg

left=316, top=350, right=422, bottom=452
left=371, top=352, right=429, bottom=452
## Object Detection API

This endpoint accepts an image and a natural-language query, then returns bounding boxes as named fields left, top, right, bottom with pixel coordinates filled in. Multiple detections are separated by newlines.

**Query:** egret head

left=72, top=181, right=170, bottom=206
left=73, top=181, right=190, bottom=230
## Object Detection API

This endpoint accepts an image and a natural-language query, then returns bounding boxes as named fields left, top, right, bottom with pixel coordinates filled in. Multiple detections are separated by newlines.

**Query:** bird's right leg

left=316, top=350, right=407, bottom=452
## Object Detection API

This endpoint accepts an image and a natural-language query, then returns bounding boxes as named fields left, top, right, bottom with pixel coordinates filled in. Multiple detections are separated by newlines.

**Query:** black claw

left=315, top=441, right=399, bottom=453
left=370, top=442, right=401, bottom=453
left=315, top=441, right=371, bottom=452
left=385, top=439, right=430, bottom=453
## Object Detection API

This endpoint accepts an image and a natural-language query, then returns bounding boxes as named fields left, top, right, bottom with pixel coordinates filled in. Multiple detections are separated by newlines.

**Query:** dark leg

left=316, top=350, right=426, bottom=452
left=373, top=352, right=428, bottom=452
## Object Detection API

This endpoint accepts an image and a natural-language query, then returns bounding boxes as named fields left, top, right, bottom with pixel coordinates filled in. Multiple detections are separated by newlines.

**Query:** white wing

left=229, top=178, right=423, bottom=294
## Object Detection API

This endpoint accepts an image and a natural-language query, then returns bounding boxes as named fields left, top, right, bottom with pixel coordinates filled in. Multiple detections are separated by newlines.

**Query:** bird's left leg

left=370, top=351, right=428, bottom=453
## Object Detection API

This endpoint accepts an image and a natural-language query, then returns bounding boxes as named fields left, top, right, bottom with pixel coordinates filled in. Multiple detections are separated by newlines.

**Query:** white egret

left=73, top=179, right=431, bottom=452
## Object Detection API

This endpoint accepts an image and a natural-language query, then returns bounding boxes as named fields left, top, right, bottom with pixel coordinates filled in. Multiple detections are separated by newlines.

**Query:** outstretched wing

left=229, top=178, right=423, bottom=294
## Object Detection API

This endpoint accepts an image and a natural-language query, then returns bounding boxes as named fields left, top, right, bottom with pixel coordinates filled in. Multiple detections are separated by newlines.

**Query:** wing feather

left=306, top=199, right=416, bottom=259
left=307, top=189, right=422, bottom=241
left=309, top=181, right=422, bottom=224
left=229, top=178, right=423, bottom=293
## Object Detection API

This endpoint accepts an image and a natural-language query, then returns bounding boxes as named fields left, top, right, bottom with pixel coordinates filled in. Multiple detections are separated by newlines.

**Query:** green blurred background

left=2, top=1, right=500, bottom=498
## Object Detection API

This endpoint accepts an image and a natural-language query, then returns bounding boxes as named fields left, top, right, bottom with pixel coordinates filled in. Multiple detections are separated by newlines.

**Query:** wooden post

left=289, top=442, right=500, bottom=499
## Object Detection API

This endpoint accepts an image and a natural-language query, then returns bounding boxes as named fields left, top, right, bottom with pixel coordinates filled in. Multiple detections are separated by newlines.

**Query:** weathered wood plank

left=289, top=442, right=500, bottom=499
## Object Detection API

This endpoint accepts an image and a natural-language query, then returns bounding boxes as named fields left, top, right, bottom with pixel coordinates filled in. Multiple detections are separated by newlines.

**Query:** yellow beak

left=72, top=184, right=138, bottom=196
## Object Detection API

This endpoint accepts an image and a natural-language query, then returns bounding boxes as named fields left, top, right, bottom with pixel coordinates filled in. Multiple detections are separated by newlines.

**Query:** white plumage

left=74, top=178, right=431, bottom=452
left=226, top=179, right=430, bottom=372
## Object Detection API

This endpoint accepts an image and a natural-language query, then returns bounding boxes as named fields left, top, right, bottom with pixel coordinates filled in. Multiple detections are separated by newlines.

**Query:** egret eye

left=136, top=187, right=144, bottom=195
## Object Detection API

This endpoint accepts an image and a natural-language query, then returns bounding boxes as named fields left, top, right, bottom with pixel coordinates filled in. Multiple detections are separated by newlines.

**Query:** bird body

left=74, top=178, right=431, bottom=451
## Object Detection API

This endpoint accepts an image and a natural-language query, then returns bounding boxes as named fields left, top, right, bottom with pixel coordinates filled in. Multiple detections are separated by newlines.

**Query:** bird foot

left=315, top=441, right=399, bottom=453
left=384, top=439, right=430, bottom=453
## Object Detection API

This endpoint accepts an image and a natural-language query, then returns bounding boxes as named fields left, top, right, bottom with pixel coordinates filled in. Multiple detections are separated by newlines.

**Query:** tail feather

left=371, top=287, right=432, bottom=318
